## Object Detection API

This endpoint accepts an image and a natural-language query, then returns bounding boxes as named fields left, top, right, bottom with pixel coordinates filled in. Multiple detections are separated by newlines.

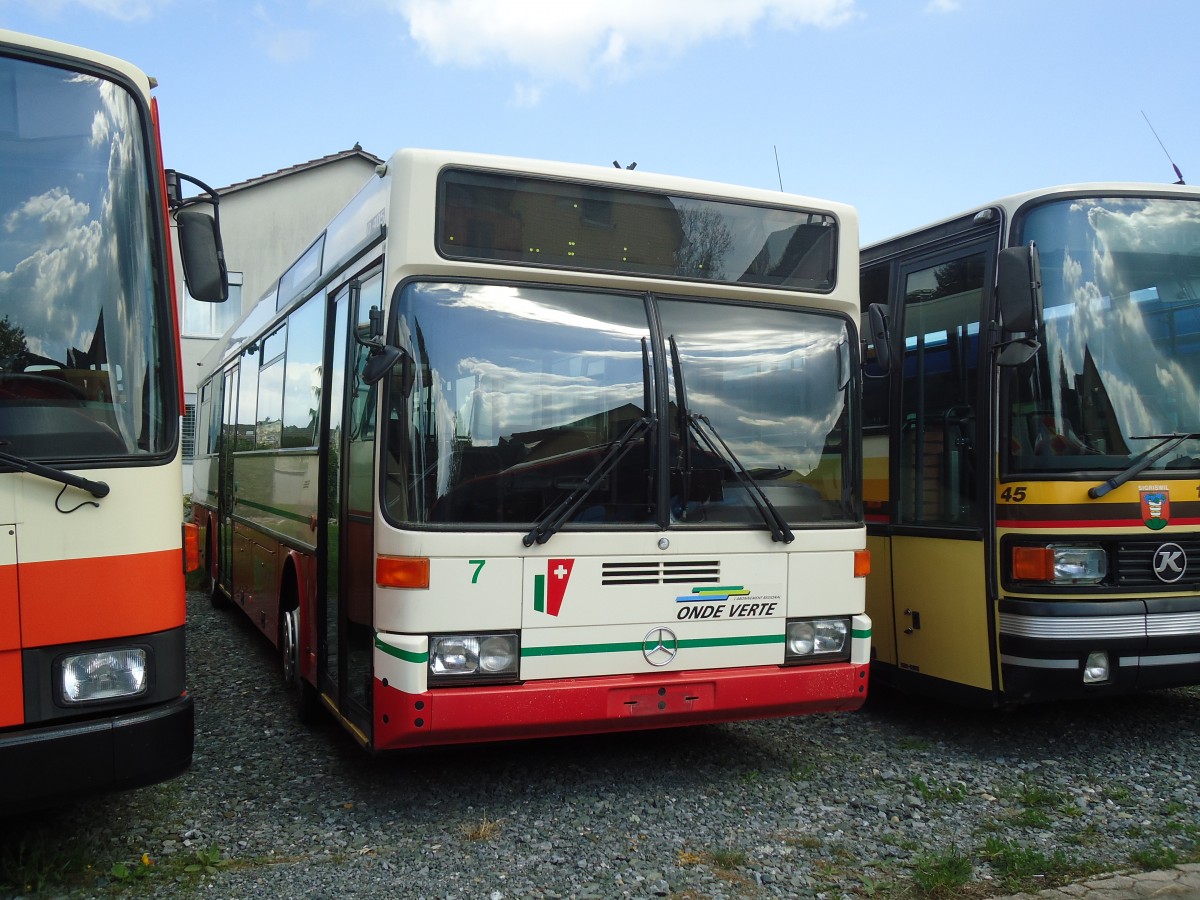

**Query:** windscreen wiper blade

left=0, top=447, right=109, bottom=498
left=522, top=414, right=655, bottom=547
left=1088, top=432, right=1199, bottom=499
left=687, top=413, right=795, bottom=543
left=667, top=334, right=793, bottom=543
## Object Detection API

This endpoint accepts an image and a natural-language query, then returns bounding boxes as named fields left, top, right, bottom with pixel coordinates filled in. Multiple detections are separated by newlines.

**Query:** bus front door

left=318, top=276, right=379, bottom=741
left=888, top=244, right=994, bottom=695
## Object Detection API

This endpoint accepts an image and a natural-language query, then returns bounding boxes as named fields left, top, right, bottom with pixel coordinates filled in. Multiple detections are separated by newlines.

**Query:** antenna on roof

left=1142, top=110, right=1185, bottom=184
left=773, top=145, right=784, bottom=191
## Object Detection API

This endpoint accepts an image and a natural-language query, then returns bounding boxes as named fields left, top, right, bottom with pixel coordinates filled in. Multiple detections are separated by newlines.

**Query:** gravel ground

left=3, top=589, right=1199, bottom=899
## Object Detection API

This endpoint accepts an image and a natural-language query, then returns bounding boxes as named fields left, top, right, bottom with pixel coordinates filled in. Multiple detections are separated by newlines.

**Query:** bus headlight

left=60, top=649, right=148, bottom=703
left=785, top=618, right=850, bottom=663
left=1012, top=544, right=1106, bottom=585
left=428, top=633, right=519, bottom=685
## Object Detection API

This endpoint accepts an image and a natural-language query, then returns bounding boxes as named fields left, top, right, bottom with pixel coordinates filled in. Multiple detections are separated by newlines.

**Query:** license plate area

left=607, top=681, right=715, bottom=717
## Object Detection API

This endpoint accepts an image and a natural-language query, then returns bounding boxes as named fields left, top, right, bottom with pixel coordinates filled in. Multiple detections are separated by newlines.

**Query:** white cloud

left=263, top=27, right=317, bottom=63
left=925, top=0, right=961, bottom=12
left=393, top=0, right=859, bottom=87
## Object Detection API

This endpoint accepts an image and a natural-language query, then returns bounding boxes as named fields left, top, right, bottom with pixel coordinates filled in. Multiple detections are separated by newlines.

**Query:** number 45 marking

left=469, top=559, right=486, bottom=583
left=1000, top=486, right=1028, bottom=502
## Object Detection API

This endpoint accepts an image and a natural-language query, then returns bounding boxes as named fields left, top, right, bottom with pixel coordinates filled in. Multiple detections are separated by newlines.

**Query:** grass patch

left=708, top=847, right=747, bottom=870
left=911, top=846, right=973, bottom=897
left=980, top=836, right=1105, bottom=893
left=459, top=816, right=503, bottom=841
left=911, top=775, right=967, bottom=804
left=1129, top=842, right=1183, bottom=871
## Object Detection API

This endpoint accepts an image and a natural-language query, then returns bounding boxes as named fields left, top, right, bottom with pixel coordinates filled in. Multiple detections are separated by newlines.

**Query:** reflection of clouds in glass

left=446, top=283, right=647, bottom=340
left=0, top=195, right=103, bottom=357
left=1083, top=199, right=1200, bottom=257
left=680, top=326, right=846, bottom=474
left=3, top=188, right=91, bottom=245
left=455, top=355, right=642, bottom=442
left=1048, top=199, right=1200, bottom=441
left=0, top=62, right=159, bottom=451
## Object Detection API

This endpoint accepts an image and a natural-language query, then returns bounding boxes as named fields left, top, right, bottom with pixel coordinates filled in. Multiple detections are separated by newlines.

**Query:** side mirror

left=177, top=209, right=229, bottom=302
left=361, top=345, right=404, bottom=385
left=866, top=302, right=892, bottom=374
left=994, top=241, right=1043, bottom=367
left=996, top=241, right=1042, bottom=333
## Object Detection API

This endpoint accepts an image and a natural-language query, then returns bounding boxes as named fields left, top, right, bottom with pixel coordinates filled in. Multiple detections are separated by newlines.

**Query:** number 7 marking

left=469, top=559, right=486, bottom=584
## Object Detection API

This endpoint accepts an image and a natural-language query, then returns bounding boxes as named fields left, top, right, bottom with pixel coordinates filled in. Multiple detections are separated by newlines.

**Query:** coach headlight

left=61, top=648, right=148, bottom=703
left=1012, top=544, right=1106, bottom=585
left=428, top=633, right=519, bottom=685
left=785, top=617, right=850, bottom=664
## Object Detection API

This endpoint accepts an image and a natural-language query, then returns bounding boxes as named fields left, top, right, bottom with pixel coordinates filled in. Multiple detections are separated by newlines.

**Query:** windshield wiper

left=0, top=448, right=110, bottom=498
left=685, top=413, right=795, bottom=543
left=1087, top=433, right=1199, bottom=499
left=521, top=415, right=655, bottom=547
left=669, top=336, right=794, bottom=543
left=522, top=338, right=655, bottom=547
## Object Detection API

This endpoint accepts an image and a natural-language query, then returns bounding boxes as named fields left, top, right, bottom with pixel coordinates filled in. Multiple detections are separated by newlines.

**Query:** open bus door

left=316, top=273, right=382, bottom=742
left=875, top=240, right=996, bottom=696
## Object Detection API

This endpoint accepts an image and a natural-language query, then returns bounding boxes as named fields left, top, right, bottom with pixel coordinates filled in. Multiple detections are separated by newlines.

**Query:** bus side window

left=896, top=250, right=985, bottom=528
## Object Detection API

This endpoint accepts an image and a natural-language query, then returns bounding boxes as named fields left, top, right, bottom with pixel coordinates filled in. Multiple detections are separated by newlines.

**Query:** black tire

left=205, top=533, right=231, bottom=609
left=281, top=605, right=320, bottom=725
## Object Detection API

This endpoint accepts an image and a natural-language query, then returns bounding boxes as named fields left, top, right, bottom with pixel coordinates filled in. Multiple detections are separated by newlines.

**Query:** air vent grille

left=601, top=560, right=721, bottom=586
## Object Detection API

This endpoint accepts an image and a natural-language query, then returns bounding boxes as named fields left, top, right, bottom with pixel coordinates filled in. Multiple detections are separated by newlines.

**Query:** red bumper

left=374, top=661, right=868, bottom=750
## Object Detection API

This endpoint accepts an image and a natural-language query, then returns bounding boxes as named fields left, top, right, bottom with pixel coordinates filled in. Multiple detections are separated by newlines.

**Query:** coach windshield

left=0, top=53, right=171, bottom=461
left=381, top=281, right=856, bottom=532
left=1005, top=196, right=1200, bottom=475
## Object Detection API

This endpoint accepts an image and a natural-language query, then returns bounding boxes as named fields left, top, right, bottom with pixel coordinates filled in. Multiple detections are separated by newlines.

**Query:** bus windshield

left=0, top=53, right=170, bottom=461
left=382, top=281, right=855, bottom=530
left=1006, top=196, right=1200, bottom=474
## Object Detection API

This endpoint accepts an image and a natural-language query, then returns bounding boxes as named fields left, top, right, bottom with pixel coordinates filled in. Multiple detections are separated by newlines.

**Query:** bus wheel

left=281, top=605, right=319, bottom=724
left=205, top=532, right=231, bottom=609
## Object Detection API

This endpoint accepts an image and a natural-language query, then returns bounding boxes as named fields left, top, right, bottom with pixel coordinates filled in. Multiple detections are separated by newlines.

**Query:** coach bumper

left=998, top=596, right=1200, bottom=702
left=0, top=694, right=194, bottom=811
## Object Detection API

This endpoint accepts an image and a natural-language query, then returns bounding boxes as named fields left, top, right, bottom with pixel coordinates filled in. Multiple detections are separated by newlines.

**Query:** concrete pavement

left=989, top=864, right=1200, bottom=899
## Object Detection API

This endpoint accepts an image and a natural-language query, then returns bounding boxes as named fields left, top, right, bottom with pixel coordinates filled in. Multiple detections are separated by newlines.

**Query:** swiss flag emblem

left=545, top=559, right=574, bottom=616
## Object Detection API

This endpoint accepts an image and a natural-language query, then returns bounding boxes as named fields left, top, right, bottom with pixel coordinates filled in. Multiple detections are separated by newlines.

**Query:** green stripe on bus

left=235, top=497, right=312, bottom=526
left=522, top=633, right=784, bottom=658
left=853, top=628, right=872, bottom=639
left=533, top=574, right=545, bottom=613
left=374, top=637, right=427, bottom=664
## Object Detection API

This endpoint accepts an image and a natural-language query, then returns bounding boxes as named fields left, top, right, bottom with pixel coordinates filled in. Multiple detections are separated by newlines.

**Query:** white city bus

left=0, top=29, right=226, bottom=807
left=861, top=182, right=1200, bottom=705
left=192, top=149, right=871, bottom=750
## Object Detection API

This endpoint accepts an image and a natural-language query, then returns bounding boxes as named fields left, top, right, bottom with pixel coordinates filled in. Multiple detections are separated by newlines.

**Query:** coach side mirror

left=177, top=209, right=229, bottom=302
left=865, top=303, right=892, bottom=374
left=169, top=170, right=228, bottom=303
left=362, top=344, right=404, bottom=385
left=994, top=241, right=1043, bottom=366
left=997, top=241, right=1042, bottom=333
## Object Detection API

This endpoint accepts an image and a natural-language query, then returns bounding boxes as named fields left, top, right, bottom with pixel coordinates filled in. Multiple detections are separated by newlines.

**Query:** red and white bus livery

left=192, top=149, right=871, bottom=751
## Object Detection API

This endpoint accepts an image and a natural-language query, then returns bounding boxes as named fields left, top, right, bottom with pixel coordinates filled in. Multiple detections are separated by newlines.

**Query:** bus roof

left=0, top=28, right=155, bottom=96
left=863, top=181, right=1200, bottom=259
left=199, top=147, right=861, bottom=377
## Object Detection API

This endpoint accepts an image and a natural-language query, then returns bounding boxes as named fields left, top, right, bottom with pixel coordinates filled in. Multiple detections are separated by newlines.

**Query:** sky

left=1, top=0, right=1197, bottom=244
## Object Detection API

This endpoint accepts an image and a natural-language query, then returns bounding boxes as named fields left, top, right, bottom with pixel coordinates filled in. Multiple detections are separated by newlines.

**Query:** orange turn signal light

left=182, top=522, right=200, bottom=573
left=1012, top=546, right=1054, bottom=582
left=853, top=548, right=871, bottom=578
left=376, top=555, right=430, bottom=589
